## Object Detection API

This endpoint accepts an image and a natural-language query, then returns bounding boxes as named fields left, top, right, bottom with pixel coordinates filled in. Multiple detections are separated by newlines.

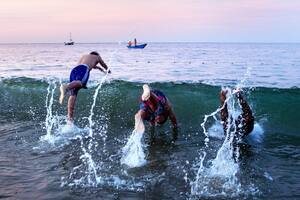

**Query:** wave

left=0, top=77, right=299, bottom=137
left=1, top=77, right=300, bottom=198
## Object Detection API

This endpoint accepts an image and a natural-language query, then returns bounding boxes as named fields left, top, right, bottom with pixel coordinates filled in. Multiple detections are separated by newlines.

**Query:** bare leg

left=67, top=95, right=77, bottom=123
left=59, top=81, right=83, bottom=104
left=67, top=81, right=83, bottom=90
left=168, top=108, right=178, bottom=129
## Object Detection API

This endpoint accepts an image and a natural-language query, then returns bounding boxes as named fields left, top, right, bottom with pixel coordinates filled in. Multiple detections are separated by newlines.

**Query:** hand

left=235, top=90, right=244, bottom=100
left=233, top=87, right=242, bottom=94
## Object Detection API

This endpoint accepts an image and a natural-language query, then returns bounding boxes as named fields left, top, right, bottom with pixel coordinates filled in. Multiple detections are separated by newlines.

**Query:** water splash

left=191, top=65, right=260, bottom=198
left=121, top=115, right=146, bottom=168
left=200, top=87, right=239, bottom=147
left=206, top=122, right=224, bottom=139
left=38, top=80, right=89, bottom=150
left=41, top=80, right=57, bottom=142
left=191, top=88, right=243, bottom=198
left=248, top=123, right=264, bottom=144
left=200, top=65, right=253, bottom=149
left=237, top=65, right=253, bottom=89
left=70, top=67, right=111, bottom=187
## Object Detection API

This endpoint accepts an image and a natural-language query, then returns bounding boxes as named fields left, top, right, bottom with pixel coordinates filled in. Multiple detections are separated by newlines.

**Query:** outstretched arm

left=164, top=99, right=177, bottom=129
left=94, top=66, right=106, bottom=73
left=236, top=92, right=252, bottom=115
left=137, top=109, right=155, bottom=126
left=236, top=91, right=254, bottom=136
left=236, top=92, right=254, bottom=124
left=97, top=55, right=111, bottom=73
left=168, top=109, right=178, bottom=129
left=220, top=90, right=228, bottom=122
left=167, top=108, right=178, bottom=141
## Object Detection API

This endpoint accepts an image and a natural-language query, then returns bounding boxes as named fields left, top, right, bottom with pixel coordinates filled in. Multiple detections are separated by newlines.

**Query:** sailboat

left=64, top=33, right=74, bottom=45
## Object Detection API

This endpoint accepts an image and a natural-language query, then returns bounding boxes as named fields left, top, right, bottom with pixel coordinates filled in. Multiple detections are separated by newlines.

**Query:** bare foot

left=59, top=84, right=68, bottom=104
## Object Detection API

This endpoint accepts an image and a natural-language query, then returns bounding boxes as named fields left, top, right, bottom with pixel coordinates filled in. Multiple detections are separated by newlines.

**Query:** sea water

left=121, top=115, right=147, bottom=168
left=0, top=43, right=299, bottom=199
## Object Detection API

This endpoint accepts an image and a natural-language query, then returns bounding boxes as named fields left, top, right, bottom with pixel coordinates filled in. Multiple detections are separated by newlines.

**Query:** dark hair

left=90, top=51, right=99, bottom=56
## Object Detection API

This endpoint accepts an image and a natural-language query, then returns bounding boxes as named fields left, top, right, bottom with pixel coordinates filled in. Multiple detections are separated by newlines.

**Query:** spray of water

left=191, top=65, right=256, bottom=198
left=121, top=115, right=147, bottom=168
left=41, top=80, right=57, bottom=142
left=37, top=79, right=88, bottom=151
left=191, top=88, right=243, bottom=197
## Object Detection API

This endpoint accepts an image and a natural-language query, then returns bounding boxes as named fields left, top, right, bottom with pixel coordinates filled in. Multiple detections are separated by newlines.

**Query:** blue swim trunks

left=69, top=64, right=90, bottom=96
left=70, top=64, right=90, bottom=86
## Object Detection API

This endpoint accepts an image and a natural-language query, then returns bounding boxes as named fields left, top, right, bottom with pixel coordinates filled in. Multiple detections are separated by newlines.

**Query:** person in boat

left=220, top=88, right=254, bottom=140
left=59, top=51, right=111, bottom=123
left=128, top=41, right=132, bottom=47
left=135, top=84, right=178, bottom=140
left=134, top=38, right=137, bottom=46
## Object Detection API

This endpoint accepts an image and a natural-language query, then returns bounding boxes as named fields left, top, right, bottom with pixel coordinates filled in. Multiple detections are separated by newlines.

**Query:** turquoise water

left=0, top=43, right=299, bottom=199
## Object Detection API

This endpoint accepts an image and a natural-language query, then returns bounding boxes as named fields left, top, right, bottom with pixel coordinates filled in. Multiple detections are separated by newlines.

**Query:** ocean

left=0, top=43, right=299, bottom=199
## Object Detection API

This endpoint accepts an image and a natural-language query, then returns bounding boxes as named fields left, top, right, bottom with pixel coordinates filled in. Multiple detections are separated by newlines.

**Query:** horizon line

left=0, top=41, right=300, bottom=45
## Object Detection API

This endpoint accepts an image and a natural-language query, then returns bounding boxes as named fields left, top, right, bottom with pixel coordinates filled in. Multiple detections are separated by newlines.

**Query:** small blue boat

left=127, top=43, right=147, bottom=49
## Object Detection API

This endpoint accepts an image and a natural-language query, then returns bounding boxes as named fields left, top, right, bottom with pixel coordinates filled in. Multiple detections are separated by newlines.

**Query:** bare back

left=78, top=54, right=102, bottom=70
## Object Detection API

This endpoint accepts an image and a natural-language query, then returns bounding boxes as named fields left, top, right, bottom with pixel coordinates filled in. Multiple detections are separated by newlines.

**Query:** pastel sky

left=0, top=0, right=300, bottom=43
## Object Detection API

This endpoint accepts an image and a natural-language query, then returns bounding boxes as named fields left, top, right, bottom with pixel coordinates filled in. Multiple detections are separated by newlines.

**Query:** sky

left=0, top=0, right=300, bottom=43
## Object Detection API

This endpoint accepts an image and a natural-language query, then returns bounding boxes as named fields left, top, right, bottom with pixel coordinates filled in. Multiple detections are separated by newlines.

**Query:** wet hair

left=90, top=51, right=99, bottom=56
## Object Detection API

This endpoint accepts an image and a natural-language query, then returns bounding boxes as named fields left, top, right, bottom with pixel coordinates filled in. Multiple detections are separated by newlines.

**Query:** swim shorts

left=139, top=89, right=168, bottom=122
left=69, top=64, right=90, bottom=96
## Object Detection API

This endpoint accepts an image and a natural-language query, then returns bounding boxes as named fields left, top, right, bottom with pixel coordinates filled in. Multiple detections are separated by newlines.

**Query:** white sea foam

left=207, top=122, right=224, bottom=139
left=248, top=123, right=264, bottom=144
